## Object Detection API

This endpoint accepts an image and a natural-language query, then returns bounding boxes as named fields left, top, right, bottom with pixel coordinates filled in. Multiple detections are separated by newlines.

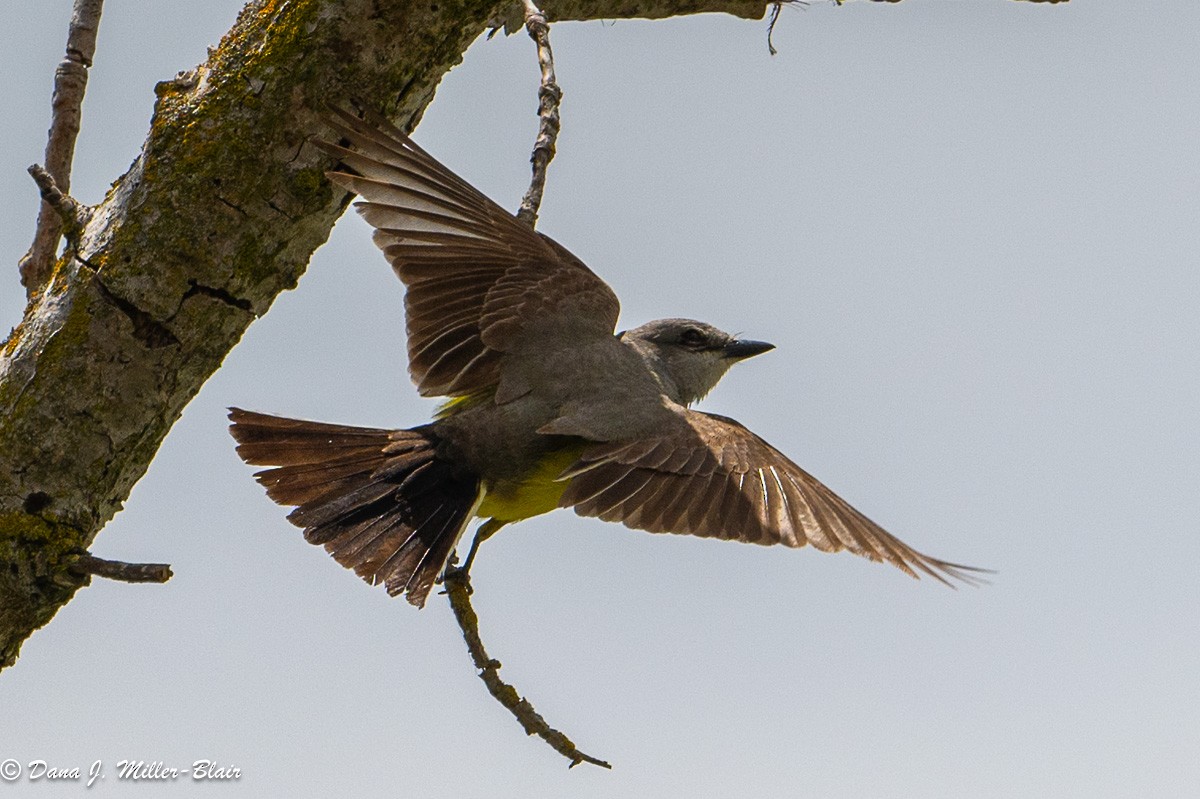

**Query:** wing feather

left=320, top=107, right=620, bottom=398
left=559, top=408, right=986, bottom=586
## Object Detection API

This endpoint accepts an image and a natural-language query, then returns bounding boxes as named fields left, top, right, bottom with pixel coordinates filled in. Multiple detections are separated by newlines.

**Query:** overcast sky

left=2, top=1, right=1198, bottom=797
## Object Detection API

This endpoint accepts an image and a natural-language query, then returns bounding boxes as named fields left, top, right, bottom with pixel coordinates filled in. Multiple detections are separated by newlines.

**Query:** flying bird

left=229, top=107, right=983, bottom=607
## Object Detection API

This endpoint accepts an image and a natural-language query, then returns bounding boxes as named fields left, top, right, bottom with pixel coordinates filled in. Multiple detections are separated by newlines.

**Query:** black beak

left=722, top=339, right=775, bottom=361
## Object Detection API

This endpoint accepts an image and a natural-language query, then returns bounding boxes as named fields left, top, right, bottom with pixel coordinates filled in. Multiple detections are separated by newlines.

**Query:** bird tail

left=228, top=408, right=480, bottom=607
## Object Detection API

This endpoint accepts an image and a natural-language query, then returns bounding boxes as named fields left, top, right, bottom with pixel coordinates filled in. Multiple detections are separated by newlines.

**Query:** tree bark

left=0, top=0, right=1063, bottom=671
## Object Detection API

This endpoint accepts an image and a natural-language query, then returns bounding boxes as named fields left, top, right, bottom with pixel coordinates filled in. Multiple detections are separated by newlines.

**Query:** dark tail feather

left=228, top=408, right=479, bottom=608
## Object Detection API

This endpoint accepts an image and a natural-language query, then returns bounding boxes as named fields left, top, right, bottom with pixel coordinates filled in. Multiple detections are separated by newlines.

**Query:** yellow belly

left=476, top=445, right=585, bottom=523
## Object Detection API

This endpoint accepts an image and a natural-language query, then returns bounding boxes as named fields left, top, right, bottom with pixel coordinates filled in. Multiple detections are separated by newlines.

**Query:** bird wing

left=319, top=107, right=621, bottom=398
left=558, top=407, right=985, bottom=586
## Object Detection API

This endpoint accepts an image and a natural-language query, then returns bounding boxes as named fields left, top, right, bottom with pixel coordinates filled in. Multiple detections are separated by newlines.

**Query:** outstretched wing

left=319, top=107, right=620, bottom=399
left=558, top=408, right=986, bottom=586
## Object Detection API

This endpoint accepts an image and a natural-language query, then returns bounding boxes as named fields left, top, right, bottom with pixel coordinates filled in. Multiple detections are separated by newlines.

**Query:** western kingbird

left=229, top=108, right=982, bottom=607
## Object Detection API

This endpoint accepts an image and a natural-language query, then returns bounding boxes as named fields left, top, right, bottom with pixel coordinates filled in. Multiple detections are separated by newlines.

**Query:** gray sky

left=3, top=1, right=1198, bottom=796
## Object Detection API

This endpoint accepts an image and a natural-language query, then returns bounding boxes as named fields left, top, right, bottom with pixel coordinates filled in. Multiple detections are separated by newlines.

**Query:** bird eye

left=679, top=328, right=706, bottom=348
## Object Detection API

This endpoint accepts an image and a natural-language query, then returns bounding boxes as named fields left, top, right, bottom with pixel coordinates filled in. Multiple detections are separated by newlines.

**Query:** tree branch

left=26, top=165, right=91, bottom=245
left=18, top=0, right=104, bottom=297
left=516, top=0, right=562, bottom=227
left=444, top=570, right=612, bottom=769
left=70, top=554, right=173, bottom=584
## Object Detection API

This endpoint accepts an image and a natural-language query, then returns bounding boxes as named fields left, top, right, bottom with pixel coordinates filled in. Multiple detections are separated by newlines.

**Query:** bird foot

left=439, top=566, right=474, bottom=594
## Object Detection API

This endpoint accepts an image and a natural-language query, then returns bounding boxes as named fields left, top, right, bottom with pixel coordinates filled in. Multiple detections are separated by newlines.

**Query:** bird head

left=620, top=318, right=774, bottom=406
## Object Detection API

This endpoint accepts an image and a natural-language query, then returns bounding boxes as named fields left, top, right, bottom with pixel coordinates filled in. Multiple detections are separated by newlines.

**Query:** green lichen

left=0, top=291, right=81, bottom=429
left=1, top=326, right=21, bottom=360
left=0, top=511, right=86, bottom=563
left=292, top=165, right=331, bottom=207
left=0, top=512, right=89, bottom=669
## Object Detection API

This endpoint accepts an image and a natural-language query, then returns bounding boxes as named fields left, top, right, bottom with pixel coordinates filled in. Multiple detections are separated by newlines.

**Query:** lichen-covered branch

left=444, top=571, right=612, bottom=769
left=18, top=0, right=105, bottom=297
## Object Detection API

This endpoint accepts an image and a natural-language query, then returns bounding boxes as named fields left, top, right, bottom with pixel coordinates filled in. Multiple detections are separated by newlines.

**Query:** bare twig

left=18, top=0, right=104, bottom=297
left=767, top=1, right=811, bottom=55
left=767, top=3, right=783, bottom=55
left=27, top=165, right=91, bottom=242
left=443, top=569, right=612, bottom=769
left=515, top=0, right=563, bottom=228
left=70, top=554, right=173, bottom=584
left=455, top=6, right=604, bottom=766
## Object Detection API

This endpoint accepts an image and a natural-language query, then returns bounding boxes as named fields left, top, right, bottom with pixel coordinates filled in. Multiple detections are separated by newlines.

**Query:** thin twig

left=27, top=165, right=91, bottom=239
left=767, top=2, right=783, bottom=55
left=455, top=6, right=601, bottom=765
left=19, top=0, right=105, bottom=297
left=443, top=569, right=612, bottom=769
left=765, top=1, right=812, bottom=55
left=515, top=0, right=563, bottom=228
left=70, top=554, right=173, bottom=584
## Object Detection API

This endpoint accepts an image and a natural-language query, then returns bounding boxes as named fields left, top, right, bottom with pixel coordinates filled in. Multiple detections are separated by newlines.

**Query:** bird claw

left=440, top=566, right=474, bottom=594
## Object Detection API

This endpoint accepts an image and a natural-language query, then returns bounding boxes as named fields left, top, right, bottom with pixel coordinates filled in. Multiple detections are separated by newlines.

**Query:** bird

left=228, top=107, right=984, bottom=608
